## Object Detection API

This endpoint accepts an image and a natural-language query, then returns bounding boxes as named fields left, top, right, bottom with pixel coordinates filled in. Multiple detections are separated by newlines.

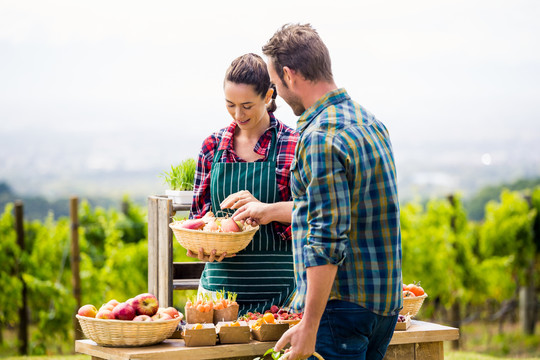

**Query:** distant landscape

left=1, top=128, right=539, bottom=222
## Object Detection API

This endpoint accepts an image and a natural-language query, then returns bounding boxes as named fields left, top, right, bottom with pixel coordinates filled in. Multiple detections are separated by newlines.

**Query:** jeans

left=310, top=300, right=398, bottom=360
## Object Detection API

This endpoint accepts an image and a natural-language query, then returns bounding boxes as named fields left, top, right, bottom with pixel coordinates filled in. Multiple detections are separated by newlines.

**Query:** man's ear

left=282, top=66, right=295, bottom=88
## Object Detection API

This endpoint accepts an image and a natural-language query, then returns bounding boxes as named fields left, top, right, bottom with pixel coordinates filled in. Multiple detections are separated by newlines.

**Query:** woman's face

left=224, top=81, right=272, bottom=132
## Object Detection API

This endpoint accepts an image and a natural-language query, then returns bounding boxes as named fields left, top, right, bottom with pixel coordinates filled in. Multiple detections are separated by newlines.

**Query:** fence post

left=447, top=194, right=461, bottom=350
left=520, top=195, right=537, bottom=335
left=70, top=196, right=82, bottom=341
left=14, top=200, right=28, bottom=355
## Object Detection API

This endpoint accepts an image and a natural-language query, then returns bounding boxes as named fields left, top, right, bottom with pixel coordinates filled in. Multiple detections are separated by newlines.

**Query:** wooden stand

left=147, top=195, right=204, bottom=307
left=76, top=320, right=459, bottom=360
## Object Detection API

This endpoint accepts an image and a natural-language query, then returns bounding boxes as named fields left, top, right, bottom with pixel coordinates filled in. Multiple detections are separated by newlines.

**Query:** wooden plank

left=173, top=279, right=201, bottom=290
left=173, top=262, right=205, bottom=279
left=157, top=197, right=174, bottom=307
left=416, top=342, right=444, bottom=360
left=76, top=339, right=277, bottom=360
left=389, top=320, right=459, bottom=345
left=172, top=203, right=192, bottom=212
left=147, top=197, right=159, bottom=298
left=384, top=343, right=415, bottom=360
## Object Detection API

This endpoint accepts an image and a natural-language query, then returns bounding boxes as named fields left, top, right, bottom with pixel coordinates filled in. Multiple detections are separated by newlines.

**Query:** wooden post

left=447, top=194, right=461, bottom=350
left=148, top=197, right=159, bottom=298
left=520, top=195, right=537, bottom=335
left=147, top=196, right=175, bottom=308
left=70, top=196, right=82, bottom=341
left=14, top=201, right=28, bottom=355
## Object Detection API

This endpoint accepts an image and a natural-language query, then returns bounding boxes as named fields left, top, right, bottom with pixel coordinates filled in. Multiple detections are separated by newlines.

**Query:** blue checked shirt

left=289, top=88, right=402, bottom=316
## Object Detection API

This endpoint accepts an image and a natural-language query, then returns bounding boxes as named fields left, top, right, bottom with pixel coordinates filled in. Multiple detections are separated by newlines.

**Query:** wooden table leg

left=384, top=342, right=444, bottom=360
left=416, top=341, right=444, bottom=360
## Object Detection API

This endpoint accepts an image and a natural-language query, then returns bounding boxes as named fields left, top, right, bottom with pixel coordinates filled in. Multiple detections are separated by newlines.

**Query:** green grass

left=446, top=351, right=540, bottom=360
left=1, top=357, right=89, bottom=360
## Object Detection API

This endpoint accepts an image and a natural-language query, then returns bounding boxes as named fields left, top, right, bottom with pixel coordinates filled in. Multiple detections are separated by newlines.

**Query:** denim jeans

left=309, top=300, right=398, bottom=360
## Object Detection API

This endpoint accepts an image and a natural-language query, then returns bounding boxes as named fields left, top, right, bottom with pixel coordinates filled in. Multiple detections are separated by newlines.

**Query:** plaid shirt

left=289, top=88, right=402, bottom=316
left=190, top=113, right=298, bottom=240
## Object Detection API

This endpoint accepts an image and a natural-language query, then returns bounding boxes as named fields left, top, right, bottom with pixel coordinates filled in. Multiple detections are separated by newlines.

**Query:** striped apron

left=199, top=129, right=295, bottom=314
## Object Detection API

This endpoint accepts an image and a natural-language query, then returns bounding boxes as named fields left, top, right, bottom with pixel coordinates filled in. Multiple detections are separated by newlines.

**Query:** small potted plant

left=161, top=158, right=196, bottom=205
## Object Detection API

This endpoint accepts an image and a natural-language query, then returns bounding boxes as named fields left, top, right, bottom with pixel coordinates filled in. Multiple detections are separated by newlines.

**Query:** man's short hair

left=262, top=23, right=333, bottom=85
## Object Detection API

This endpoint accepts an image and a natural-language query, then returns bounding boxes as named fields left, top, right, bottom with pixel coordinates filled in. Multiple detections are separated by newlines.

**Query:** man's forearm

left=266, top=201, right=293, bottom=224
left=302, top=264, right=338, bottom=328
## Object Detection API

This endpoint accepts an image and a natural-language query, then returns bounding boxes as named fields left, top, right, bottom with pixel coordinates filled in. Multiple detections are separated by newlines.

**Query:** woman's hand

left=186, top=248, right=236, bottom=262
left=220, top=190, right=260, bottom=210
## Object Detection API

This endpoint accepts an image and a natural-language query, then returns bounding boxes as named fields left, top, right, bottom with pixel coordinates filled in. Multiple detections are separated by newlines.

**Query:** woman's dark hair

left=224, top=53, right=277, bottom=112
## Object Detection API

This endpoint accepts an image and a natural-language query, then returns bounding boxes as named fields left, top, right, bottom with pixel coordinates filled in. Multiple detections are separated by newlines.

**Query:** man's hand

left=186, top=248, right=235, bottom=262
left=232, top=202, right=272, bottom=226
left=220, top=190, right=259, bottom=210
left=274, top=320, right=317, bottom=360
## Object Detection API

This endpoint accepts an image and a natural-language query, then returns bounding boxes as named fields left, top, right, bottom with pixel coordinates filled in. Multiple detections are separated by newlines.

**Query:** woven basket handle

left=312, top=352, right=324, bottom=360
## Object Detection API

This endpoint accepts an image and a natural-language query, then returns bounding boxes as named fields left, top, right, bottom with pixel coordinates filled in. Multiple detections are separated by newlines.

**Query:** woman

left=188, top=53, right=298, bottom=314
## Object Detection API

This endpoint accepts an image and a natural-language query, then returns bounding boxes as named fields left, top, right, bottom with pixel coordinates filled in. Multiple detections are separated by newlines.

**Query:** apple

left=78, top=304, right=97, bottom=318
left=112, top=302, right=136, bottom=320
left=158, top=306, right=182, bottom=320
left=107, top=299, right=120, bottom=308
left=132, top=293, right=159, bottom=316
left=99, top=303, right=115, bottom=312
left=126, top=298, right=135, bottom=306
left=220, top=218, right=241, bottom=232
left=152, top=312, right=173, bottom=321
left=133, top=315, right=153, bottom=322
left=96, top=309, right=115, bottom=319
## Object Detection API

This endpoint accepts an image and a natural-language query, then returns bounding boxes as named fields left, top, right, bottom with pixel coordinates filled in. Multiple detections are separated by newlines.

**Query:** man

left=261, top=24, right=402, bottom=360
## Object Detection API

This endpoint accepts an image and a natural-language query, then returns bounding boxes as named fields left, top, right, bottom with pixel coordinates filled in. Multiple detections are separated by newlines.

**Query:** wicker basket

left=169, top=221, right=259, bottom=256
left=76, top=315, right=180, bottom=347
left=399, top=294, right=428, bottom=317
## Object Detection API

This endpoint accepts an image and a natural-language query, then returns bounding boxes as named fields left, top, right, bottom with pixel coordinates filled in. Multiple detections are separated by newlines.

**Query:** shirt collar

left=296, top=88, right=350, bottom=134
left=218, top=112, right=279, bottom=157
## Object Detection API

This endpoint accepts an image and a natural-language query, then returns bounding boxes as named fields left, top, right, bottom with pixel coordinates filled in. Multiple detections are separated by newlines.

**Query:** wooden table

left=76, top=320, right=458, bottom=360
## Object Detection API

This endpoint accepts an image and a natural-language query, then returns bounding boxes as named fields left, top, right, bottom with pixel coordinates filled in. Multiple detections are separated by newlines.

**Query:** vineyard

left=0, top=188, right=539, bottom=357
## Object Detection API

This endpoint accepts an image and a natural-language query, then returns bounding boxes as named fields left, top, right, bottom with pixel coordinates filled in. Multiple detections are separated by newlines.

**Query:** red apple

left=96, top=309, right=115, bottom=319
left=112, top=302, right=136, bottom=320
left=152, top=312, right=173, bottom=321
left=126, top=298, right=135, bottom=306
left=78, top=304, right=97, bottom=318
left=132, top=293, right=159, bottom=316
left=133, top=315, right=153, bottom=322
left=220, top=218, right=241, bottom=232
left=107, top=299, right=120, bottom=308
left=158, top=306, right=181, bottom=319
left=99, top=303, right=115, bottom=312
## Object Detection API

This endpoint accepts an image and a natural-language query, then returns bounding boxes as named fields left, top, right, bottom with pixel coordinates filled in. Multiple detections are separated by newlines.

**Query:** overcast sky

left=1, top=0, right=539, bottom=179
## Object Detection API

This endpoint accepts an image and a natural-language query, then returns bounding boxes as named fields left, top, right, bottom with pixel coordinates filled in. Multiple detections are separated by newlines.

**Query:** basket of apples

left=169, top=212, right=259, bottom=256
left=400, top=282, right=427, bottom=317
left=76, top=293, right=182, bottom=347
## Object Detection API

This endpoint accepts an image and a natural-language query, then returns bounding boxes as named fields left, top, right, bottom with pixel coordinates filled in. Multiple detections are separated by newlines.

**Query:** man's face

left=267, top=59, right=305, bottom=116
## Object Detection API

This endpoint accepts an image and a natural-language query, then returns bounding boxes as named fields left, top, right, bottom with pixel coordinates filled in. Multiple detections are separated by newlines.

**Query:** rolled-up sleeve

left=296, top=130, right=351, bottom=268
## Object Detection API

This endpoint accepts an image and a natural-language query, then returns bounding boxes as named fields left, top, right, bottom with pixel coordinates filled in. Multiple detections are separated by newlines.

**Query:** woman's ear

left=265, top=88, right=274, bottom=104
